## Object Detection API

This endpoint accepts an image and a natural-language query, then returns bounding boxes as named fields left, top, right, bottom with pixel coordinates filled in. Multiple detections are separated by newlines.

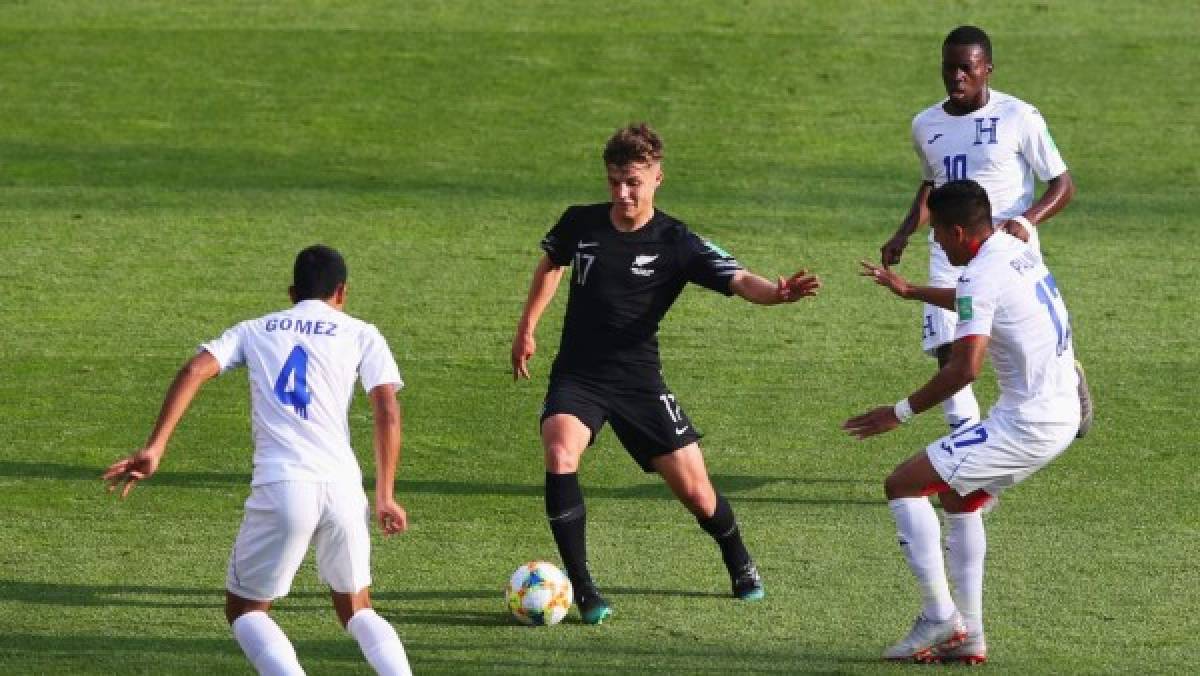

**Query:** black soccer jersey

left=541, top=203, right=743, bottom=380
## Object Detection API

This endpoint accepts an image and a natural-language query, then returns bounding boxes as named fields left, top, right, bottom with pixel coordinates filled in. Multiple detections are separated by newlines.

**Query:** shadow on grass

left=606, top=586, right=726, bottom=599
left=409, top=638, right=885, bottom=672
left=8, top=461, right=877, bottom=506
left=0, top=579, right=498, bottom=608
left=0, top=631, right=365, bottom=666
left=0, top=631, right=883, bottom=672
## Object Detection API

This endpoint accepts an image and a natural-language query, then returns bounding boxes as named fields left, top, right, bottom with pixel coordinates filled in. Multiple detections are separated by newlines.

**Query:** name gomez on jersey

left=541, top=204, right=743, bottom=381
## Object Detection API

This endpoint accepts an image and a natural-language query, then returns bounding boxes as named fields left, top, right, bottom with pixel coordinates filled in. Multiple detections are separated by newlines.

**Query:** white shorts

left=922, top=240, right=961, bottom=354
left=226, top=481, right=372, bottom=601
left=925, top=414, right=1075, bottom=497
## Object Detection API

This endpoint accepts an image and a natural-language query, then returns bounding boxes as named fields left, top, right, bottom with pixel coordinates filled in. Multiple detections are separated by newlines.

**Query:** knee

left=543, top=442, right=580, bottom=473
left=226, top=593, right=271, bottom=626
left=332, top=589, right=372, bottom=628
left=883, top=472, right=904, bottom=500
left=679, top=483, right=716, bottom=517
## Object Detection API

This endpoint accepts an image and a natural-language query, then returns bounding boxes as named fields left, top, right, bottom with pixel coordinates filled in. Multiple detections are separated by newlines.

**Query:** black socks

left=697, top=493, right=752, bottom=574
left=545, top=472, right=593, bottom=589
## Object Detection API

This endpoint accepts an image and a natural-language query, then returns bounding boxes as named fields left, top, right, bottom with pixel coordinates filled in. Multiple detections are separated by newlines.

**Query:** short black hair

left=927, top=180, right=993, bottom=233
left=944, top=25, right=992, bottom=62
left=292, top=245, right=347, bottom=301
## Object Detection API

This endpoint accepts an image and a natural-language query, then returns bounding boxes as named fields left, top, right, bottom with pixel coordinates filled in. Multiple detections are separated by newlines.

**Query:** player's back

left=203, top=299, right=402, bottom=486
left=958, top=233, right=1079, bottom=424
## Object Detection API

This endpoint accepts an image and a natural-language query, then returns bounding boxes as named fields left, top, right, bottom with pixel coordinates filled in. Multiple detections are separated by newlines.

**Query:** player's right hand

left=880, top=232, right=909, bottom=268
left=511, top=333, right=535, bottom=381
left=842, top=405, right=901, bottom=439
left=102, top=447, right=163, bottom=499
left=860, top=260, right=912, bottom=299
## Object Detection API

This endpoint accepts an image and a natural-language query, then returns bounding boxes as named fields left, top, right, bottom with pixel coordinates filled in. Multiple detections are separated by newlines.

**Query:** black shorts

left=541, top=374, right=704, bottom=472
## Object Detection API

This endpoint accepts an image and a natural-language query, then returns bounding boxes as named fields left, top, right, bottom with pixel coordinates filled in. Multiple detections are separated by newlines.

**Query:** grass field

left=1, top=1, right=1197, bottom=673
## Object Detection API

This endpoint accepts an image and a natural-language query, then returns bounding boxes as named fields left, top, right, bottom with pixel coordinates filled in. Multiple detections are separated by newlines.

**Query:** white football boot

left=1075, top=360, right=1094, bottom=438
left=936, top=630, right=987, bottom=665
left=882, top=611, right=967, bottom=662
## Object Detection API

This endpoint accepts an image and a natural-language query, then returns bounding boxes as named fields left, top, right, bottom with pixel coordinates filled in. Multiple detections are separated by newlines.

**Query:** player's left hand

left=776, top=270, right=821, bottom=302
left=376, top=499, right=408, bottom=536
left=860, top=260, right=912, bottom=299
left=999, top=219, right=1030, bottom=242
left=102, top=447, right=163, bottom=499
left=842, top=406, right=901, bottom=439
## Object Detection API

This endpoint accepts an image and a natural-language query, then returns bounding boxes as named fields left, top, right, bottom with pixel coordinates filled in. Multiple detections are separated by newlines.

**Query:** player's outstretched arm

left=842, top=335, right=988, bottom=439
left=730, top=269, right=821, bottom=306
left=368, top=384, right=407, bottom=536
left=1000, top=171, right=1075, bottom=241
left=102, top=351, right=221, bottom=498
left=512, top=255, right=565, bottom=380
left=859, top=260, right=955, bottom=310
left=881, top=182, right=933, bottom=268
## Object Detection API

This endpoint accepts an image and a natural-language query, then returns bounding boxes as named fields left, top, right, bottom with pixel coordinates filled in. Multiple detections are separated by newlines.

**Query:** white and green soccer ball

left=505, top=561, right=573, bottom=626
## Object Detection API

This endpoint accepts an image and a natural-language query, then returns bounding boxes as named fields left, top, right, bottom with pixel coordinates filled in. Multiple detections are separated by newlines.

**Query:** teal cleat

left=732, top=563, right=765, bottom=601
left=577, top=588, right=613, bottom=625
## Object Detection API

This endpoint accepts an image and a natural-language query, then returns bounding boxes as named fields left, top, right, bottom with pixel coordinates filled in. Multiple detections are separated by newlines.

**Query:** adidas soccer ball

left=505, top=561, right=573, bottom=626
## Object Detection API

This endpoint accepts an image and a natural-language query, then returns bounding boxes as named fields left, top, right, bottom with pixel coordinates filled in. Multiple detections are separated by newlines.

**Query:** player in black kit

left=511, top=124, right=821, bottom=624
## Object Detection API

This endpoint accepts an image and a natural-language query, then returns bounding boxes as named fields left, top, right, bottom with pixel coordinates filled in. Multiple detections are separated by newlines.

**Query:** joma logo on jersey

left=631, top=254, right=658, bottom=276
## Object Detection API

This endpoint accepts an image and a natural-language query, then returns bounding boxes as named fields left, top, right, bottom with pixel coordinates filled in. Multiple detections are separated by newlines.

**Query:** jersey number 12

left=274, top=345, right=311, bottom=418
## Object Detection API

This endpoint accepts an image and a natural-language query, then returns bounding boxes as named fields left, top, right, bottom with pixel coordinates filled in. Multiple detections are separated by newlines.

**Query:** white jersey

left=912, top=89, right=1067, bottom=222
left=954, top=232, right=1079, bottom=424
left=202, top=299, right=403, bottom=486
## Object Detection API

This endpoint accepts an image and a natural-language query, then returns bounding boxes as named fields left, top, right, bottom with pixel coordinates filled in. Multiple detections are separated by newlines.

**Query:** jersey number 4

left=274, top=345, right=311, bottom=418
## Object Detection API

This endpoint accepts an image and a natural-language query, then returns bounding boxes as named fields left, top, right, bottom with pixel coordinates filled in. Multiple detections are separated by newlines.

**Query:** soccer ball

left=505, top=561, right=573, bottom=626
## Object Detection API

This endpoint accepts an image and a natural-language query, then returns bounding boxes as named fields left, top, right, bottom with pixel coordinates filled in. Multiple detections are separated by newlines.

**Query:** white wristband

left=894, top=398, right=914, bottom=423
left=1012, top=215, right=1033, bottom=231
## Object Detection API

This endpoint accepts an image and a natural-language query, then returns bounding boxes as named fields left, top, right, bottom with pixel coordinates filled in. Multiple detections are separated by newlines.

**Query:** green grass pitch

left=1, top=1, right=1196, bottom=673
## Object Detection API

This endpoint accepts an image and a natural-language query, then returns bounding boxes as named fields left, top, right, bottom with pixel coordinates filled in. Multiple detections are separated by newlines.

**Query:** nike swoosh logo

left=675, top=426, right=689, bottom=435
left=941, top=442, right=954, bottom=454
left=927, top=133, right=944, bottom=144
left=578, top=241, right=599, bottom=248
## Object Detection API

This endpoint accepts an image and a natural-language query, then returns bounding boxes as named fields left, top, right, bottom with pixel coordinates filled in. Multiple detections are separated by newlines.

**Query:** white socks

left=888, top=498, right=957, bottom=622
left=347, top=608, right=413, bottom=676
left=945, top=510, right=987, bottom=636
left=943, top=383, right=980, bottom=430
left=231, top=611, right=305, bottom=676
left=231, top=608, right=411, bottom=676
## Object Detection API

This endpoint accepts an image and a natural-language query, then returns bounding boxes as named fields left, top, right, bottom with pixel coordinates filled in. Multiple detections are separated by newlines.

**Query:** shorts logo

left=631, top=254, right=658, bottom=277
left=957, top=296, right=974, bottom=320
left=675, top=425, right=689, bottom=435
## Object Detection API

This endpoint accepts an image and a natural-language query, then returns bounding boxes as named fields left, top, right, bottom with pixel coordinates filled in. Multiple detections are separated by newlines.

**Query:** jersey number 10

left=274, top=345, right=311, bottom=418
left=943, top=154, right=968, bottom=181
